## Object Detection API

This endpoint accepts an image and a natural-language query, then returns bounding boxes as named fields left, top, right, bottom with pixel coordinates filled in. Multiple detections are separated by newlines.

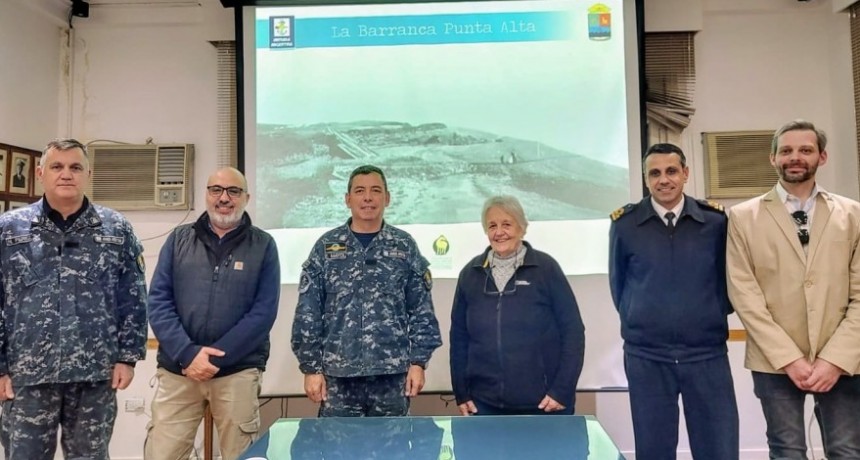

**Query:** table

left=239, top=415, right=625, bottom=459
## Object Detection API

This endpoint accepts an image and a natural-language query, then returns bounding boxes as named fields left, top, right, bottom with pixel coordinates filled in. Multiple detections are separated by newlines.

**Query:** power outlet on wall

left=124, top=397, right=146, bottom=413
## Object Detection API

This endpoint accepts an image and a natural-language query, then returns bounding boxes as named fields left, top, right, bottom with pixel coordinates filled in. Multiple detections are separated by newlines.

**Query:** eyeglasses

left=483, top=270, right=518, bottom=296
left=207, top=185, right=244, bottom=198
left=791, top=210, right=809, bottom=245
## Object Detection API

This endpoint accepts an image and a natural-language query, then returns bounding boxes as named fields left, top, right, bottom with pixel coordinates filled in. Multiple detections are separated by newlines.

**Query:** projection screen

left=242, top=0, right=642, bottom=395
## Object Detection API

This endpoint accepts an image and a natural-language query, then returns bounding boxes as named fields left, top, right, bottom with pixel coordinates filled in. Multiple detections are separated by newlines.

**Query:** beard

left=208, top=205, right=244, bottom=230
left=777, top=161, right=818, bottom=184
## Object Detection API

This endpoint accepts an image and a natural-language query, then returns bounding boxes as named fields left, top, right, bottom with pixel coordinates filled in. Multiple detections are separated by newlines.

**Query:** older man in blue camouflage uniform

left=292, top=165, right=442, bottom=417
left=0, top=139, right=147, bottom=460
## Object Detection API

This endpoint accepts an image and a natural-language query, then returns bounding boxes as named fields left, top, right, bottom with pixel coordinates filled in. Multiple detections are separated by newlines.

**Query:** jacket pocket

left=9, top=251, right=43, bottom=287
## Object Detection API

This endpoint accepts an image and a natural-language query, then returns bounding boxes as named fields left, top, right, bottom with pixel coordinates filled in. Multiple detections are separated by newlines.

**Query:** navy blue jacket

left=148, top=212, right=280, bottom=377
left=608, top=196, right=732, bottom=363
left=450, top=242, right=585, bottom=409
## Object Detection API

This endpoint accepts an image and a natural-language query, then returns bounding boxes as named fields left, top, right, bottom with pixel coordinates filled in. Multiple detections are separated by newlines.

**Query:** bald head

left=207, top=167, right=248, bottom=191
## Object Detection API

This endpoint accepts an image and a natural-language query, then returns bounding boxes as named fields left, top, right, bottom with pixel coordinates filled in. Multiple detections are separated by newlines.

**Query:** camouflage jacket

left=291, top=220, right=442, bottom=377
left=0, top=199, right=147, bottom=386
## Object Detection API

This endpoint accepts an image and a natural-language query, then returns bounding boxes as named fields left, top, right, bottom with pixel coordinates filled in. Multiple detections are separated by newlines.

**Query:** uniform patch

left=423, top=269, right=433, bottom=290
left=298, top=271, right=312, bottom=294
left=233, top=261, right=244, bottom=271
left=610, top=203, right=636, bottom=221
left=698, top=199, right=725, bottom=213
left=5, top=234, right=33, bottom=246
left=385, top=249, right=407, bottom=259
left=94, top=235, right=125, bottom=245
left=325, top=242, right=347, bottom=259
left=136, top=254, right=146, bottom=273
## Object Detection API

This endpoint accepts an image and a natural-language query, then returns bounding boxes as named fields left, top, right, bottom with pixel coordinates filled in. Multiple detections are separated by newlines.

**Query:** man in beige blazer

left=727, top=119, right=860, bottom=459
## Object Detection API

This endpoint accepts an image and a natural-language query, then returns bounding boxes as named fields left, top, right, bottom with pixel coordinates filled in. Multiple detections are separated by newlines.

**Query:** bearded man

left=727, top=119, right=860, bottom=458
left=146, top=167, right=281, bottom=460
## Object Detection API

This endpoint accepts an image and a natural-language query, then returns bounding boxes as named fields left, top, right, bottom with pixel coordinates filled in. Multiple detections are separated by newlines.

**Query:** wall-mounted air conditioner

left=702, top=131, right=776, bottom=199
left=88, top=144, right=194, bottom=211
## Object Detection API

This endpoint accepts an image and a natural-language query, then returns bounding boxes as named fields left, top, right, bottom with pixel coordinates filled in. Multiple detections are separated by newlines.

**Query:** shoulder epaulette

left=610, top=203, right=637, bottom=221
left=697, top=199, right=725, bottom=213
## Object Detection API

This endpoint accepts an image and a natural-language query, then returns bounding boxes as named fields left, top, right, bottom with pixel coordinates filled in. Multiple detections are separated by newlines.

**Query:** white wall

left=0, top=0, right=64, bottom=148
left=834, top=0, right=860, bottom=12
left=1, top=0, right=234, bottom=458
left=685, top=0, right=858, bottom=203
left=644, top=0, right=703, bottom=31
left=1, top=0, right=857, bottom=458
left=598, top=0, right=856, bottom=458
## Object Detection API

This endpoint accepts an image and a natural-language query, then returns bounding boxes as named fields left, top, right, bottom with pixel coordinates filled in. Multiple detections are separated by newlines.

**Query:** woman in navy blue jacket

left=450, top=195, right=585, bottom=415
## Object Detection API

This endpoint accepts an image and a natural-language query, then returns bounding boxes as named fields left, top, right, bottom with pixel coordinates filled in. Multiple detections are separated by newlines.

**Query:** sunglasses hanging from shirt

left=791, top=210, right=809, bottom=245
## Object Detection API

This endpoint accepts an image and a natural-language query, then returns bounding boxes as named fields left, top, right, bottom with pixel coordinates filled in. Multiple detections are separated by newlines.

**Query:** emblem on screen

left=433, top=235, right=450, bottom=256
left=587, top=4, right=611, bottom=41
left=270, top=16, right=295, bottom=48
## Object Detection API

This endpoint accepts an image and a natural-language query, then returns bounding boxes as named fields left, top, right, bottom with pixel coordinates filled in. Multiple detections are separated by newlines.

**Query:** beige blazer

left=727, top=187, right=860, bottom=375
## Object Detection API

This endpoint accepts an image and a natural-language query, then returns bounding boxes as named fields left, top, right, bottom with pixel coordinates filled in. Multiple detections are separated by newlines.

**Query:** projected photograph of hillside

left=255, top=121, right=628, bottom=229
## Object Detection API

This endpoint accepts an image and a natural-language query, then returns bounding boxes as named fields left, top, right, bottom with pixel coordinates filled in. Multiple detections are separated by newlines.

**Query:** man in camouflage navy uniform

left=608, top=143, right=738, bottom=459
left=0, top=139, right=147, bottom=459
left=291, top=165, right=442, bottom=416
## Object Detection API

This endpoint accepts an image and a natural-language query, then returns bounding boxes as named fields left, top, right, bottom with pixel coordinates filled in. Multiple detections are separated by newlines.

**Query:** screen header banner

left=257, top=11, right=580, bottom=49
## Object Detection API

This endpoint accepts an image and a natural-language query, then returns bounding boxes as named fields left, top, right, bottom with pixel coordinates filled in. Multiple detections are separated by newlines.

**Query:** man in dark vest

left=146, top=167, right=280, bottom=459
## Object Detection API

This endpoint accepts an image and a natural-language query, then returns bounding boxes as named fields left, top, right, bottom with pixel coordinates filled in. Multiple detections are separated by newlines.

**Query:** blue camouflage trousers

left=320, top=373, right=409, bottom=417
left=0, top=381, right=116, bottom=460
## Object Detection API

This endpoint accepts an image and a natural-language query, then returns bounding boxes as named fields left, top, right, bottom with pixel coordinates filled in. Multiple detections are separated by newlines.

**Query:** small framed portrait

left=9, top=152, right=31, bottom=195
left=8, top=201, right=28, bottom=211
left=0, top=147, right=8, bottom=193
left=32, top=154, right=44, bottom=197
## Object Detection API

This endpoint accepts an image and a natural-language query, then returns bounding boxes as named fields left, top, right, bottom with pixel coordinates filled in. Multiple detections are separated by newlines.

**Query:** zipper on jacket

left=496, top=292, right=505, bottom=406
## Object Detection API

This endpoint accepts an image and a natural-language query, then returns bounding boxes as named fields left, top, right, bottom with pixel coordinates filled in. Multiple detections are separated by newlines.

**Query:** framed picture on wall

left=32, top=154, right=43, bottom=197
left=8, top=201, right=28, bottom=211
left=0, top=147, right=8, bottom=193
left=9, top=151, right=31, bottom=195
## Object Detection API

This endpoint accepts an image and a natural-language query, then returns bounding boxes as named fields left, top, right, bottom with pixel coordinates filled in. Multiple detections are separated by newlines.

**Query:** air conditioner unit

left=702, top=131, right=777, bottom=199
left=88, top=144, right=194, bottom=211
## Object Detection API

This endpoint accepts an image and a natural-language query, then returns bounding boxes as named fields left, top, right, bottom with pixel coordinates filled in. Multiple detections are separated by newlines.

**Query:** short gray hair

left=41, top=138, right=88, bottom=167
left=772, top=119, right=827, bottom=154
left=481, top=195, right=528, bottom=232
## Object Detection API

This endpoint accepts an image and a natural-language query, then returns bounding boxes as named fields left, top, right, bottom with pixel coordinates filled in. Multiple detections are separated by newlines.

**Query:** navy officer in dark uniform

left=608, top=143, right=738, bottom=459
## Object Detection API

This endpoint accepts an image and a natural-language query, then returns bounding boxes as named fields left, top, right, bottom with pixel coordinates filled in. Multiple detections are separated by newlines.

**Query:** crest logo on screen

left=432, top=235, right=450, bottom=256
left=587, top=4, right=611, bottom=41
left=270, top=16, right=295, bottom=48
